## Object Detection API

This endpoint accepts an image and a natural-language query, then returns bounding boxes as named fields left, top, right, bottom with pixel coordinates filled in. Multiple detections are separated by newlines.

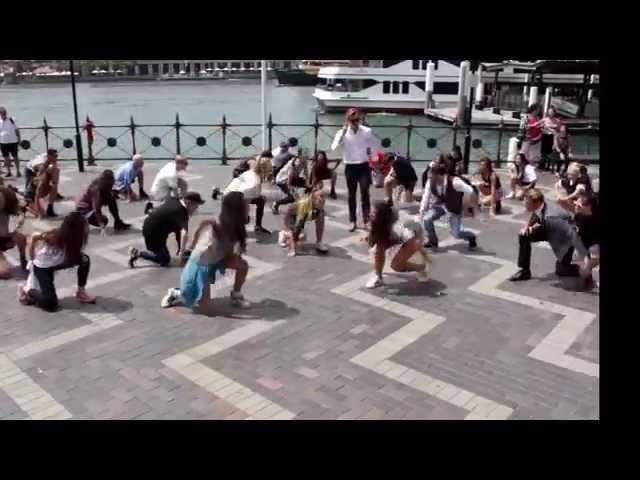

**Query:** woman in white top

left=272, top=153, right=309, bottom=214
left=364, top=200, right=431, bottom=289
left=222, top=151, right=272, bottom=235
left=507, top=153, right=537, bottom=200
left=18, top=211, right=96, bottom=311
left=161, top=191, right=251, bottom=311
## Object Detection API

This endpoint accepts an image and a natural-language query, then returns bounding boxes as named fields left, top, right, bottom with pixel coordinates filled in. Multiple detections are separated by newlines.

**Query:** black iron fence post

left=406, top=119, right=413, bottom=159
left=175, top=113, right=181, bottom=155
left=452, top=120, right=458, bottom=149
left=221, top=115, right=228, bottom=165
left=496, top=119, right=504, bottom=168
left=313, top=112, right=320, bottom=157
left=463, top=86, right=475, bottom=174
left=43, top=117, right=49, bottom=150
left=268, top=114, right=273, bottom=152
left=130, top=115, right=137, bottom=155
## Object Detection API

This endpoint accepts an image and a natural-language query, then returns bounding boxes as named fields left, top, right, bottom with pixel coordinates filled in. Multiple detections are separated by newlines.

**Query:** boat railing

left=16, top=113, right=599, bottom=169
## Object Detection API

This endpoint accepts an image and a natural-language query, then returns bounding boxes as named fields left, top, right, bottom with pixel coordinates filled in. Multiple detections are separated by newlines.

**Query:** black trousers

left=30, top=254, right=91, bottom=312
left=539, top=134, right=554, bottom=170
left=248, top=196, right=266, bottom=227
left=345, top=163, right=372, bottom=223
left=517, top=228, right=574, bottom=272
left=421, top=167, right=430, bottom=189
left=86, top=192, right=123, bottom=227
left=139, top=233, right=172, bottom=267
left=274, top=177, right=307, bottom=208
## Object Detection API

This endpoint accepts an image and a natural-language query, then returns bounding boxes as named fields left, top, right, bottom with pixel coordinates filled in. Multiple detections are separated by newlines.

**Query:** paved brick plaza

left=0, top=161, right=599, bottom=420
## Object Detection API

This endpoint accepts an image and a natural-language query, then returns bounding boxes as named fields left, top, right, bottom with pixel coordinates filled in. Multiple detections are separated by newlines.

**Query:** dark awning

left=531, top=60, right=599, bottom=75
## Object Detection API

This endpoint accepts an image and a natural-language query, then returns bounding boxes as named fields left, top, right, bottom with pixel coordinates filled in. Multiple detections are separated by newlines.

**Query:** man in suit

left=509, top=188, right=581, bottom=281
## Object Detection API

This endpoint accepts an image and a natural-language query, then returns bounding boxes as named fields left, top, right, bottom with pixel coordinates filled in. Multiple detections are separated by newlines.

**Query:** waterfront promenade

left=0, top=162, right=598, bottom=420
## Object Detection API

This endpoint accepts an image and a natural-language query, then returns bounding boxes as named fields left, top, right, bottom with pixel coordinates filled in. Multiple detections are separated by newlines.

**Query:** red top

left=368, top=151, right=392, bottom=176
left=526, top=118, right=542, bottom=141
left=82, top=121, right=95, bottom=141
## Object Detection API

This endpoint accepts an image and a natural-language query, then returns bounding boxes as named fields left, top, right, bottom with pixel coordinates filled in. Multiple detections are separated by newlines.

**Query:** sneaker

left=365, top=275, right=384, bottom=289
left=416, top=270, right=429, bottom=282
left=161, top=288, right=181, bottom=308
left=329, top=191, right=337, bottom=200
left=128, top=247, right=138, bottom=269
left=287, top=250, right=297, bottom=257
left=144, top=202, right=154, bottom=215
left=315, top=242, right=329, bottom=254
left=468, top=238, right=478, bottom=251
left=505, top=192, right=515, bottom=199
left=230, top=291, right=250, bottom=308
left=76, top=290, right=97, bottom=304
left=509, top=269, right=531, bottom=281
left=254, top=225, right=271, bottom=235
left=278, top=231, right=288, bottom=247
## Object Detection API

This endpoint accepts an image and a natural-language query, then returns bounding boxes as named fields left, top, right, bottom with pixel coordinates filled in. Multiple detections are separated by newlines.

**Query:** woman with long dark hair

left=161, top=191, right=252, bottom=311
left=475, top=157, right=503, bottom=215
left=18, top=211, right=95, bottom=311
left=507, top=153, right=537, bottom=200
left=365, top=200, right=431, bottom=289
left=309, top=150, right=339, bottom=199
left=0, top=185, right=27, bottom=278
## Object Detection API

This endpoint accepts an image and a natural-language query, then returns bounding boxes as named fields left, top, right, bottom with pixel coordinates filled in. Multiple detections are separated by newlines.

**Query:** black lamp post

left=69, top=60, right=84, bottom=172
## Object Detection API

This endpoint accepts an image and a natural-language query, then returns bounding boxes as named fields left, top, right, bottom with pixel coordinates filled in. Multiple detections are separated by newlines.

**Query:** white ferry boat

left=313, top=60, right=461, bottom=113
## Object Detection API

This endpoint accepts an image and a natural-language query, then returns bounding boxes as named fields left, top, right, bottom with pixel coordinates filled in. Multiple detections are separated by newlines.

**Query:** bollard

left=543, top=87, right=552, bottom=113
left=496, top=119, right=504, bottom=168
left=508, top=136, right=519, bottom=164
left=456, top=61, right=470, bottom=127
left=528, top=86, right=539, bottom=107
left=424, top=61, right=435, bottom=112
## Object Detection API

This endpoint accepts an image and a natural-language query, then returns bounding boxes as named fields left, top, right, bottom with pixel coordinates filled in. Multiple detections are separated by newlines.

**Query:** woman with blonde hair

left=278, top=186, right=328, bottom=256
left=221, top=150, right=273, bottom=234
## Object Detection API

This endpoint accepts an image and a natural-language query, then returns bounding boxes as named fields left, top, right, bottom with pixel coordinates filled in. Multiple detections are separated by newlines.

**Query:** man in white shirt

left=146, top=155, right=189, bottom=214
left=0, top=107, right=21, bottom=178
left=331, top=108, right=377, bottom=232
left=419, top=164, right=478, bottom=250
left=271, top=138, right=298, bottom=161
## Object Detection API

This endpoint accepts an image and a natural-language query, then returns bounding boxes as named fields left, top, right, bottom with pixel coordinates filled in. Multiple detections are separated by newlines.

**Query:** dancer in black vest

left=419, top=165, right=478, bottom=250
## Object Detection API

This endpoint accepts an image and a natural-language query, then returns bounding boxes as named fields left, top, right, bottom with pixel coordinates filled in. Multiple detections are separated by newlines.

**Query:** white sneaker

left=366, top=275, right=384, bottom=289
left=278, top=231, right=287, bottom=248
left=416, top=270, right=429, bottom=282
left=161, top=288, right=181, bottom=308
left=230, top=291, right=251, bottom=308
left=315, top=242, right=329, bottom=253
left=505, top=192, right=515, bottom=199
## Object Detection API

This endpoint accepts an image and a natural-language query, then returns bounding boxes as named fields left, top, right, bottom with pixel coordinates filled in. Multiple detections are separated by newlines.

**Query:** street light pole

left=69, top=60, right=84, bottom=172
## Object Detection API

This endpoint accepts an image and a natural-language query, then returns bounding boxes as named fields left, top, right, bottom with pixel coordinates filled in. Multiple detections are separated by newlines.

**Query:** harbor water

left=0, top=79, right=599, bottom=164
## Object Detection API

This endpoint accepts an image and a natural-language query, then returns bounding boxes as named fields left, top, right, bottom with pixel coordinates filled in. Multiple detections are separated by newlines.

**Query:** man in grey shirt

left=272, top=141, right=295, bottom=180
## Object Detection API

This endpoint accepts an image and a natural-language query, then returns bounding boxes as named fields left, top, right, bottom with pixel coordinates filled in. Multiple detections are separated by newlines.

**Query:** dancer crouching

left=161, top=191, right=251, bottom=311
left=365, top=200, right=431, bottom=289
left=278, top=187, right=328, bottom=256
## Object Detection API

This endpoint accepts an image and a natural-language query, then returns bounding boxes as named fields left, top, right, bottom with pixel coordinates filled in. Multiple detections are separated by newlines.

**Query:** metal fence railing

left=17, top=113, right=600, bottom=170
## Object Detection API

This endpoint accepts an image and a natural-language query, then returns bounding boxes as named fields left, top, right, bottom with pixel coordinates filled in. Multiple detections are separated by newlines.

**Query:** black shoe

left=556, top=263, right=580, bottom=277
left=45, top=204, right=57, bottom=218
left=139, top=190, right=149, bottom=200
left=509, top=269, right=531, bottom=281
left=349, top=223, right=357, bottom=232
left=329, top=191, right=337, bottom=200
left=255, top=225, right=271, bottom=235
left=4, top=172, right=12, bottom=178
left=144, top=202, right=154, bottom=215
left=468, top=238, right=477, bottom=251
left=55, top=193, right=64, bottom=201
left=211, top=187, right=221, bottom=201
left=114, top=221, right=132, bottom=232
left=271, top=204, right=279, bottom=215
left=494, top=201, right=502, bottom=215
left=20, top=258, right=28, bottom=271
left=580, top=275, right=595, bottom=291
left=128, top=247, right=138, bottom=269
left=16, top=171, right=22, bottom=178
left=424, top=241, right=438, bottom=250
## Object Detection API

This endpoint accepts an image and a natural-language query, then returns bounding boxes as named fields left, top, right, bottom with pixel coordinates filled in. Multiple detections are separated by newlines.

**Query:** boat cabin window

left=412, top=60, right=420, bottom=70
left=392, top=81, right=400, bottom=94
left=433, top=81, right=459, bottom=95
left=383, top=81, right=390, bottom=93
left=402, top=81, right=409, bottom=94
left=421, top=60, right=428, bottom=70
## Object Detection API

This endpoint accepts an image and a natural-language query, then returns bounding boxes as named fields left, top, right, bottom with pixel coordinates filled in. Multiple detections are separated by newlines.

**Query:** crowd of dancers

left=0, top=106, right=599, bottom=314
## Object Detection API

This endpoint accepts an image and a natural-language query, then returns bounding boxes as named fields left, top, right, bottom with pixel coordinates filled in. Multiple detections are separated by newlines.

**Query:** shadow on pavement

left=381, top=276, right=448, bottom=298
left=61, top=296, right=134, bottom=314
left=195, top=297, right=300, bottom=321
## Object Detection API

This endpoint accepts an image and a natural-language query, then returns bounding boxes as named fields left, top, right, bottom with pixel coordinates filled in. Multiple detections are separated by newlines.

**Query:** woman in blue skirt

left=161, top=191, right=251, bottom=312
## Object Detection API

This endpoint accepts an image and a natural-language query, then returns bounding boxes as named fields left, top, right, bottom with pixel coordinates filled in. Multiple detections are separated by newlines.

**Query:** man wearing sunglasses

left=331, top=108, right=377, bottom=232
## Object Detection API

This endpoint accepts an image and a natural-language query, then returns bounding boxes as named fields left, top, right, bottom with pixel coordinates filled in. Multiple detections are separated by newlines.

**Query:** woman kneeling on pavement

left=278, top=186, right=328, bottom=257
left=161, top=191, right=251, bottom=311
left=18, top=211, right=96, bottom=311
left=365, top=200, right=432, bottom=289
